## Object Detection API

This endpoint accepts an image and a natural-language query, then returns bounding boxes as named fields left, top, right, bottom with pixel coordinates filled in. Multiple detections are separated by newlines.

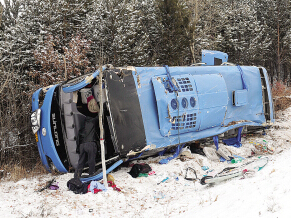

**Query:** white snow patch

left=1, top=107, right=291, bottom=217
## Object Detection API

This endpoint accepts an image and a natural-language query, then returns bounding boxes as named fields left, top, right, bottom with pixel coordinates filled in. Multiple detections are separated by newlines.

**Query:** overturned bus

left=31, top=50, right=274, bottom=181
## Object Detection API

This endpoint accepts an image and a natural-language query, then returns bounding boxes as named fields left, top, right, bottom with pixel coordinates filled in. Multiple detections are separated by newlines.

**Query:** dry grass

left=273, top=97, right=291, bottom=111
left=0, top=160, right=48, bottom=182
left=272, top=80, right=291, bottom=112
left=272, top=80, right=291, bottom=98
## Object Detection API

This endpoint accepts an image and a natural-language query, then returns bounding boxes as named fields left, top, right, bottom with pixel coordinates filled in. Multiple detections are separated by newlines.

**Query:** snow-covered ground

left=1, top=107, right=291, bottom=218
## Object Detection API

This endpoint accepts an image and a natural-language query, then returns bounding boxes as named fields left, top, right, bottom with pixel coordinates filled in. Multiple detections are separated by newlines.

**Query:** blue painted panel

left=193, top=74, right=228, bottom=109
left=202, top=50, right=228, bottom=65
left=31, top=88, right=50, bottom=172
left=134, top=65, right=269, bottom=149
left=62, top=69, right=101, bottom=93
left=199, top=107, right=226, bottom=130
left=193, top=74, right=228, bottom=130
left=222, top=66, right=264, bottom=125
left=40, top=85, right=68, bottom=172
left=234, top=89, right=248, bottom=106
left=152, top=74, right=200, bottom=136
left=151, top=73, right=228, bottom=136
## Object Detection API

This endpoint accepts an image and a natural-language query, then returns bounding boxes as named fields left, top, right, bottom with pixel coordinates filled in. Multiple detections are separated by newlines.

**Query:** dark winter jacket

left=76, top=116, right=99, bottom=154
left=67, top=177, right=90, bottom=194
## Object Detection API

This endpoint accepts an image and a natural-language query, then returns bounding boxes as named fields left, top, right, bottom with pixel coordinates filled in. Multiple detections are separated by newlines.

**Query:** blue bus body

left=31, top=51, right=274, bottom=179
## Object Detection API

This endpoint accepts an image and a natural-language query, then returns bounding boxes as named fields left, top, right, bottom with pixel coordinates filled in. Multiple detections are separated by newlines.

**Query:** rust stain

left=223, top=120, right=249, bottom=127
left=137, top=75, right=141, bottom=88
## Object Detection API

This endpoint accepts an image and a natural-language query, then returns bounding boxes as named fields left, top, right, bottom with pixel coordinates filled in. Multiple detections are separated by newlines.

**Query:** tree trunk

left=277, top=20, right=280, bottom=79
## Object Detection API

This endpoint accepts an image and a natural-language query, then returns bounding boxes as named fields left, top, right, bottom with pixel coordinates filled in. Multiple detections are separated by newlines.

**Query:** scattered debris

left=148, top=171, right=156, bottom=176
left=67, top=178, right=89, bottom=194
left=201, top=166, right=209, bottom=171
left=200, top=157, right=269, bottom=185
left=159, top=144, right=185, bottom=164
left=184, top=167, right=198, bottom=181
left=107, top=174, right=115, bottom=183
left=250, top=141, right=275, bottom=154
left=128, top=164, right=152, bottom=178
left=154, top=191, right=165, bottom=199
left=67, top=174, right=121, bottom=194
left=203, top=147, right=220, bottom=162
left=49, top=182, right=59, bottom=190
left=157, top=177, right=169, bottom=185
left=36, top=178, right=56, bottom=192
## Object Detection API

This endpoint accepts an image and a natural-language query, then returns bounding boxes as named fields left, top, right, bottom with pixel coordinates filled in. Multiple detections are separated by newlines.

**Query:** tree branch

left=0, top=72, right=12, bottom=95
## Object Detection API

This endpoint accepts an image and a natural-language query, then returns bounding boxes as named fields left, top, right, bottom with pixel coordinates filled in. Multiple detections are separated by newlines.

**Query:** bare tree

left=183, top=0, right=199, bottom=63
left=183, top=0, right=226, bottom=64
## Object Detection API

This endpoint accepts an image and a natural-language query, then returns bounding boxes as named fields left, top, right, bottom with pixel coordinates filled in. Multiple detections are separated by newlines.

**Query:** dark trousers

left=74, top=142, right=97, bottom=178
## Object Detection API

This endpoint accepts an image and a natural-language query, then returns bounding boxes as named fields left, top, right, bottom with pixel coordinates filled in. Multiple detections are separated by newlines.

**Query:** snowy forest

left=1, top=0, right=291, bottom=174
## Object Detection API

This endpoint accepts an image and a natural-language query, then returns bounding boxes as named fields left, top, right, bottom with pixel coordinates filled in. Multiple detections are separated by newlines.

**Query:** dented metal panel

left=132, top=66, right=272, bottom=150
left=152, top=73, right=228, bottom=136
left=152, top=74, right=199, bottom=136
left=192, top=74, right=228, bottom=131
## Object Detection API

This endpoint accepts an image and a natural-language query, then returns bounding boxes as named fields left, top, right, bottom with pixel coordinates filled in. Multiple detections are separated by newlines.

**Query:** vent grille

left=177, top=78, right=193, bottom=92
left=171, top=113, right=197, bottom=130
left=163, top=77, right=194, bottom=93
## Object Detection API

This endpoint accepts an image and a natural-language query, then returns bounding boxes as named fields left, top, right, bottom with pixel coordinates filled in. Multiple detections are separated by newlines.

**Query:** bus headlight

left=31, top=109, right=41, bottom=134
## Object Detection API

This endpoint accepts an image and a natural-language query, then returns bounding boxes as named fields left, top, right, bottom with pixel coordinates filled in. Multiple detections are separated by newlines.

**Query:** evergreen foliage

left=157, top=0, right=191, bottom=65
left=1, top=0, right=291, bottom=172
left=1, top=0, right=291, bottom=80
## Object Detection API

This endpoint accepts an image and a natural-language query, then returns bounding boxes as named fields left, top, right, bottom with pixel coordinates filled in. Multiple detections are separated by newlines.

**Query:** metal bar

left=99, top=66, right=108, bottom=188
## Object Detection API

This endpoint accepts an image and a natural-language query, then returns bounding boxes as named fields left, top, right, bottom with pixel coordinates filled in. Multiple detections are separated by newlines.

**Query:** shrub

left=272, top=80, right=291, bottom=98
left=33, top=34, right=94, bottom=87
left=272, top=80, right=291, bottom=111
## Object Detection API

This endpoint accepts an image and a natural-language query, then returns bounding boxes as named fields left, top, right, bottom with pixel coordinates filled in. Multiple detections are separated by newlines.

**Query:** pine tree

left=84, top=0, right=123, bottom=66
left=0, top=0, right=22, bottom=70
left=256, top=0, right=291, bottom=82
left=137, top=0, right=163, bottom=65
left=0, top=0, right=94, bottom=73
left=113, top=1, right=156, bottom=66
left=157, top=0, right=191, bottom=65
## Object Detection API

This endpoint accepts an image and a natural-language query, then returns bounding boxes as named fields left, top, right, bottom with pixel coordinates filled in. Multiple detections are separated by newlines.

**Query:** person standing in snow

left=74, top=116, right=99, bottom=178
